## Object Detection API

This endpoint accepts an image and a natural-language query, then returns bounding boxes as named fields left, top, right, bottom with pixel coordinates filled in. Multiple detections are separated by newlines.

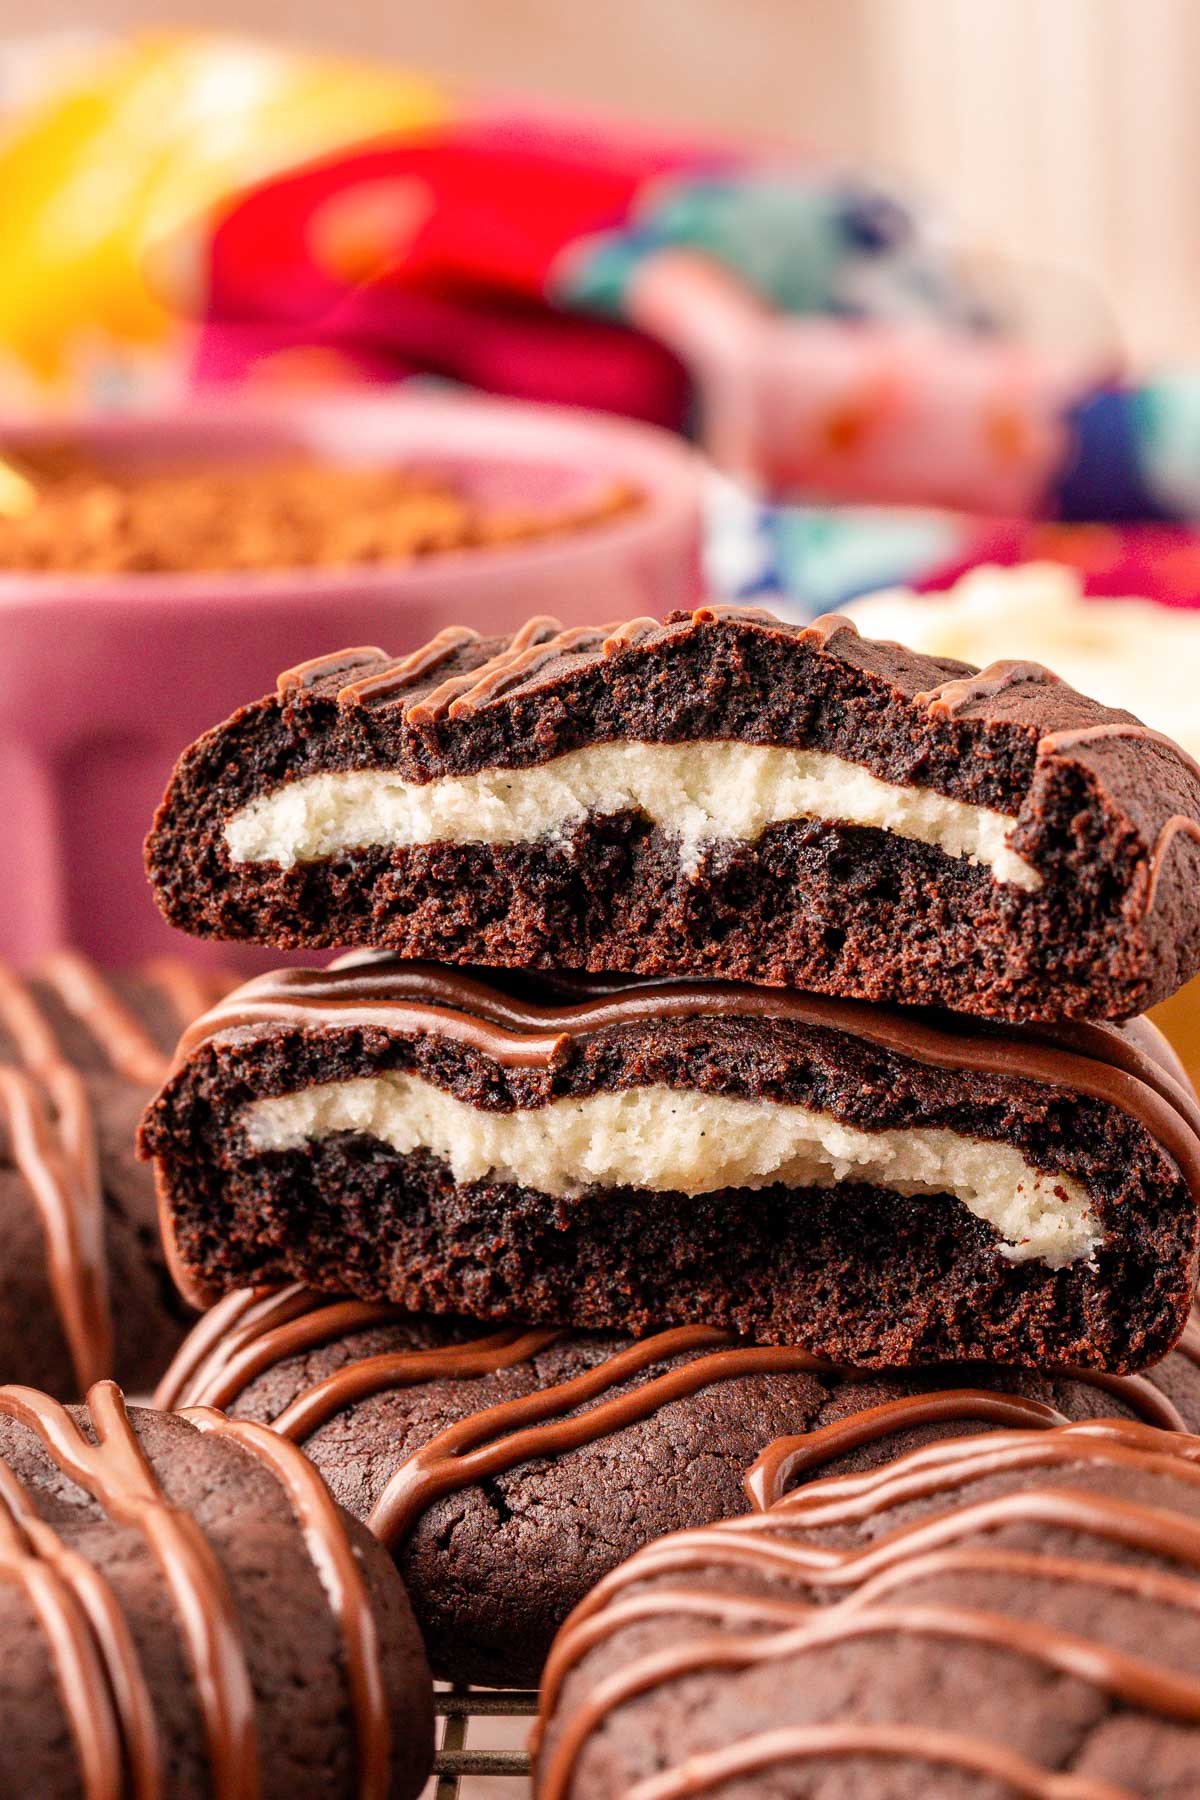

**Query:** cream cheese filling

left=223, top=741, right=1041, bottom=889
left=242, top=1074, right=1095, bottom=1268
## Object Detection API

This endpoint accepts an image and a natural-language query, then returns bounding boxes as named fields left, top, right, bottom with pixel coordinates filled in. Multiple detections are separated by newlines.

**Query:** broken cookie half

left=144, top=605, right=1200, bottom=1022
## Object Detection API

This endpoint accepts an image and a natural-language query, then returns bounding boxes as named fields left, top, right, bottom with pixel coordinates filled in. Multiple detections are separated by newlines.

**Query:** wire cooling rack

left=427, top=1688, right=537, bottom=1799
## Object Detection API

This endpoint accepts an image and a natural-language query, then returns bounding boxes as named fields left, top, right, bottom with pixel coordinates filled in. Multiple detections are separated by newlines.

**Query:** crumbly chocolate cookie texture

left=143, top=605, right=1200, bottom=1023
left=0, top=1380, right=432, bottom=1799
left=535, top=1419, right=1200, bottom=1800
left=139, top=959, right=1200, bottom=1372
left=153, top=1284, right=1200, bottom=1689
left=0, top=952, right=234, bottom=1397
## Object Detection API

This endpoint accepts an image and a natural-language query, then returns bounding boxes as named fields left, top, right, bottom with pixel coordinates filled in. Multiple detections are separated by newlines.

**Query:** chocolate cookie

left=140, top=959, right=1200, bottom=1371
left=0, top=952, right=234, bottom=1397
left=0, top=1379, right=432, bottom=1798
left=153, top=1283, right=1200, bottom=1688
left=143, top=605, right=1200, bottom=1022
left=536, top=1419, right=1200, bottom=1799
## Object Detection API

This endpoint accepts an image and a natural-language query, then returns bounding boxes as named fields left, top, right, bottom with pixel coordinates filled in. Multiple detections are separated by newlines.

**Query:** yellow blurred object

left=0, top=30, right=449, bottom=388
left=1151, top=974, right=1200, bottom=1101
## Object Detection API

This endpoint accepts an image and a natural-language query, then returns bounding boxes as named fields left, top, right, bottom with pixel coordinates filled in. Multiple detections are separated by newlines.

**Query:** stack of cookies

left=133, top=602, right=1200, bottom=1792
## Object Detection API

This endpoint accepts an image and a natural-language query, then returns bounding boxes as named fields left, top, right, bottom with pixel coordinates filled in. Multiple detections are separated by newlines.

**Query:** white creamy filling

left=242, top=1075, right=1095, bottom=1268
left=223, top=741, right=1040, bottom=889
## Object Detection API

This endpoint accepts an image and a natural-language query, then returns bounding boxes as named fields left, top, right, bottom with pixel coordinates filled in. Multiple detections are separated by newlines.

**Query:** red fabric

left=922, top=519, right=1200, bottom=608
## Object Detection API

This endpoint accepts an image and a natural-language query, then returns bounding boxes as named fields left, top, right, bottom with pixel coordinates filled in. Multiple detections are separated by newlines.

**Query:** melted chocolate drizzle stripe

left=0, top=1456, right=130, bottom=1800
left=538, top=1600, right=1192, bottom=1800
left=539, top=1427, right=1200, bottom=1696
left=154, top=1290, right=1200, bottom=1584
left=165, top=965, right=1200, bottom=1262
left=266, top=606, right=1200, bottom=924
left=320, top=606, right=783, bottom=727
left=539, top=1542, right=1200, bottom=1737
left=745, top=1389, right=1069, bottom=1509
left=1, top=955, right=231, bottom=1396
left=338, top=626, right=484, bottom=710
left=38, top=954, right=169, bottom=1089
left=916, top=660, right=1061, bottom=720
left=761, top=1423, right=1200, bottom=1530
left=0, top=1383, right=259, bottom=1800
left=184, top=1410, right=392, bottom=1800
left=0, top=1382, right=393, bottom=1800
left=546, top=1430, right=1200, bottom=1685
left=364, top=1335, right=825, bottom=1549
left=535, top=1423, right=1200, bottom=1800
left=0, top=964, right=115, bottom=1392
left=745, top=1372, right=1192, bottom=1510
left=0, top=1070, right=112, bottom=1394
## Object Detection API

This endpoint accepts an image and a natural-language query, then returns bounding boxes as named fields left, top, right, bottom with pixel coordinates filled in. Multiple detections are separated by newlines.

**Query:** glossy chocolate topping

left=0, top=958, right=228, bottom=1392
left=155, top=1291, right=827, bottom=1549
left=277, top=647, right=388, bottom=699
left=1037, top=721, right=1200, bottom=918
left=535, top=1420, right=1200, bottom=1800
left=154, top=1285, right=1200, bottom=1572
left=162, top=960, right=1200, bottom=1212
left=0, top=1380, right=392, bottom=1800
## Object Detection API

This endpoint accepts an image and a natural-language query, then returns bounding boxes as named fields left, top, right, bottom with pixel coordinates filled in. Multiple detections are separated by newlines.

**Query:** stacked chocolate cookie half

left=139, top=602, right=1200, bottom=1734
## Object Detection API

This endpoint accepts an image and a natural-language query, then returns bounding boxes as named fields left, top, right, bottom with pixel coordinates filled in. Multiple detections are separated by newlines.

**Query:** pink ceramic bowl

left=0, top=392, right=704, bottom=967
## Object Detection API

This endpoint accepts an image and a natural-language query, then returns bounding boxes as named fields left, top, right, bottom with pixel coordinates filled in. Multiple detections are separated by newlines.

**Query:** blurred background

left=1, top=0, right=1198, bottom=1082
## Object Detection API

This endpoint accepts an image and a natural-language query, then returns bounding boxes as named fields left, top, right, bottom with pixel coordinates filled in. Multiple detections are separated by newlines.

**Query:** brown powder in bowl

left=0, top=450, right=641, bottom=575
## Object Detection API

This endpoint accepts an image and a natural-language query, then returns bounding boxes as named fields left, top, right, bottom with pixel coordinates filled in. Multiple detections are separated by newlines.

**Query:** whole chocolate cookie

left=536, top=1419, right=1200, bottom=1799
left=144, top=605, right=1200, bottom=1022
left=154, top=1284, right=1200, bottom=1688
left=140, top=960, right=1200, bottom=1371
left=0, top=952, right=233, bottom=1397
left=0, top=1379, right=432, bottom=1798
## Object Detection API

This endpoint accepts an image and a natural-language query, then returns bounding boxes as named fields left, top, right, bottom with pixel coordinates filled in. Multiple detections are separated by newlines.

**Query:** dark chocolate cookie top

left=536, top=1418, right=1200, bottom=1800
left=153, top=1284, right=1200, bottom=1691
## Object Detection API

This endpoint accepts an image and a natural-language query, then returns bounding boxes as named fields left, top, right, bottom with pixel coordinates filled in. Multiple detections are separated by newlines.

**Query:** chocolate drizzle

left=407, top=621, right=608, bottom=725
left=604, top=1724, right=1133, bottom=1799
left=154, top=1285, right=1200, bottom=1570
left=0, top=1380, right=395, bottom=1800
left=535, top=1420, right=1200, bottom=1799
left=336, top=626, right=482, bottom=710
left=795, top=610, right=860, bottom=648
left=39, top=953, right=170, bottom=1089
left=156, top=1295, right=829, bottom=1548
left=182, top=1407, right=393, bottom=1800
left=0, top=1380, right=257, bottom=1799
left=0, top=957, right=226, bottom=1393
left=276, top=647, right=387, bottom=700
left=914, top=659, right=1061, bottom=720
